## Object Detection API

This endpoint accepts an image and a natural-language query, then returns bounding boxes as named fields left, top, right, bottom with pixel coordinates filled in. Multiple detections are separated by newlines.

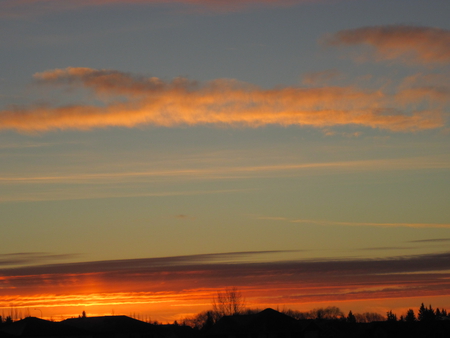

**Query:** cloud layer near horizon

left=0, top=66, right=446, bottom=133
left=326, top=25, right=450, bottom=65
left=1, top=251, right=450, bottom=312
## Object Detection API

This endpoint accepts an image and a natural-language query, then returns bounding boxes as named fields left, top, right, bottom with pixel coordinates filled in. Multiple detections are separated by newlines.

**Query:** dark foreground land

left=1, top=308, right=450, bottom=338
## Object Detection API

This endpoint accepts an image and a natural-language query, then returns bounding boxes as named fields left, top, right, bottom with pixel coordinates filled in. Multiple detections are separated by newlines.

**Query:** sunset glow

left=2, top=251, right=450, bottom=321
left=1, top=0, right=449, bottom=324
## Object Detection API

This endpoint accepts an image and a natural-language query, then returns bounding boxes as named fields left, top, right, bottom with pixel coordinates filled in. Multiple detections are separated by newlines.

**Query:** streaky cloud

left=258, top=216, right=450, bottom=229
left=0, top=188, right=255, bottom=203
left=325, top=25, right=450, bottom=65
left=0, top=252, right=79, bottom=267
left=1, top=0, right=335, bottom=18
left=356, top=246, right=415, bottom=251
left=2, top=156, right=449, bottom=184
left=0, top=67, right=444, bottom=133
left=1, top=251, right=450, bottom=307
left=0, top=250, right=297, bottom=276
left=408, top=238, right=450, bottom=243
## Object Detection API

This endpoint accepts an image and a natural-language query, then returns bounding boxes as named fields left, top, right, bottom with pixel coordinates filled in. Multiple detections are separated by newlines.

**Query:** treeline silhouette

left=179, top=288, right=449, bottom=329
left=0, top=316, right=13, bottom=326
left=0, top=298, right=450, bottom=330
left=0, top=302, right=449, bottom=338
left=182, top=302, right=449, bottom=330
left=0, top=302, right=447, bottom=328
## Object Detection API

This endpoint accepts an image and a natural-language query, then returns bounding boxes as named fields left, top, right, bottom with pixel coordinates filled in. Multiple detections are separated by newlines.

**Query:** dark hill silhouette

left=0, top=317, right=88, bottom=337
left=206, top=308, right=300, bottom=337
left=63, top=315, right=155, bottom=335
left=63, top=315, right=196, bottom=338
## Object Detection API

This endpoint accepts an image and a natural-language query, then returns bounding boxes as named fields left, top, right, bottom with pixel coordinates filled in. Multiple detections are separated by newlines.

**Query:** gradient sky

left=1, top=0, right=450, bottom=322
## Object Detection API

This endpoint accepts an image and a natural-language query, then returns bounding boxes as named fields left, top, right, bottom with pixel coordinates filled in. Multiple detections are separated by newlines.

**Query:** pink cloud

left=326, top=25, right=450, bottom=65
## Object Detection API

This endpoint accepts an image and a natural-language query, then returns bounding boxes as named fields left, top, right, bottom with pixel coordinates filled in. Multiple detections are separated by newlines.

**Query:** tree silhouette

left=202, top=311, right=215, bottom=331
left=354, top=312, right=385, bottom=323
left=184, top=311, right=213, bottom=330
left=418, top=303, right=426, bottom=321
left=386, top=310, right=397, bottom=322
left=436, top=308, right=441, bottom=319
left=346, top=311, right=356, bottom=323
left=405, top=309, right=416, bottom=322
left=418, top=303, right=435, bottom=322
left=212, top=287, right=246, bottom=317
left=310, top=307, right=343, bottom=320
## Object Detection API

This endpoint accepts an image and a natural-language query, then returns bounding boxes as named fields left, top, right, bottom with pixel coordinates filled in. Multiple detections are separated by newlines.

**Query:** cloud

left=0, top=67, right=445, bottom=133
left=1, top=154, right=449, bottom=203
left=0, top=188, right=255, bottom=203
left=356, top=246, right=414, bottom=251
left=258, top=216, right=450, bottom=229
left=1, top=251, right=450, bottom=310
left=1, top=0, right=334, bottom=18
left=0, top=252, right=79, bottom=267
left=0, top=250, right=295, bottom=276
left=325, top=25, right=450, bottom=65
left=396, top=72, right=450, bottom=105
left=2, top=156, right=449, bottom=185
left=0, top=142, right=53, bottom=150
left=408, top=238, right=450, bottom=243
left=302, top=69, right=342, bottom=86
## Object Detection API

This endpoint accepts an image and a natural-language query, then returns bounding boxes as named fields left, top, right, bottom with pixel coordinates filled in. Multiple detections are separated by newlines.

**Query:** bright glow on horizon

left=1, top=251, right=450, bottom=321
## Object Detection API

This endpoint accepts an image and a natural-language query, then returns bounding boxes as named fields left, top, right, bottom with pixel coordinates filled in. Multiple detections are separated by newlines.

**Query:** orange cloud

left=0, top=67, right=444, bottom=133
left=326, top=25, right=450, bottom=65
left=396, top=72, right=450, bottom=107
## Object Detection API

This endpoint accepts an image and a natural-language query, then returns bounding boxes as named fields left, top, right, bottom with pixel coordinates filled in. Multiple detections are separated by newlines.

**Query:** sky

left=1, top=0, right=450, bottom=323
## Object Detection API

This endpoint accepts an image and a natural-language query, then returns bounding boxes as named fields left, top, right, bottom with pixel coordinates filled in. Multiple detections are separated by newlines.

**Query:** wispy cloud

left=258, top=216, right=450, bottom=229
left=0, top=250, right=295, bottom=275
left=0, top=67, right=445, bottom=133
left=408, top=238, right=450, bottom=243
left=356, top=246, right=414, bottom=251
left=0, top=154, right=448, bottom=202
left=325, top=25, right=450, bottom=65
left=2, top=156, right=449, bottom=185
left=0, top=252, right=79, bottom=267
left=0, top=142, right=53, bottom=150
left=0, top=188, right=254, bottom=203
left=302, top=69, right=342, bottom=86
left=1, top=0, right=334, bottom=18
